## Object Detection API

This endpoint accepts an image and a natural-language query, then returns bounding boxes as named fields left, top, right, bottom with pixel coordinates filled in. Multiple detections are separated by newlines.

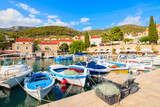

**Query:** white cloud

left=47, top=15, right=58, bottom=19
left=106, top=23, right=115, bottom=28
left=9, top=0, right=14, bottom=4
left=80, top=18, right=90, bottom=23
left=16, top=3, right=40, bottom=14
left=29, top=14, right=35, bottom=18
left=136, top=10, right=143, bottom=16
left=118, top=16, right=141, bottom=26
left=0, top=8, right=42, bottom=28
left=82, top=26, right=92, bottom=31
left=44, top=19, right=69, bottom=26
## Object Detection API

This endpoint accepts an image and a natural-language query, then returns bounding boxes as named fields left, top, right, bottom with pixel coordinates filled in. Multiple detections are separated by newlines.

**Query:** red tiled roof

left=38, top=42, right=60, bottom=45
left=145, top=28, right=148, bottom=32
left=78, top=36, right=81, bottom=40
left=38, top=40, right=60, bottom=45
left=0, top=50, right=18, bottom=53
left=91, top=36, right=101, bottom=39
left=59, top=39, right=74, bottom=42
left=15, top=38, right=34, bottom=43
left=156, top=24, right=160, bottom=27
left=133, top=34, right=138, bottom=37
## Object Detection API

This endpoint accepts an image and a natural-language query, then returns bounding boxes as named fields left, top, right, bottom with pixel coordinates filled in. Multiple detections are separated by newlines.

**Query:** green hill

left=87, top=24, right=147, bottom=36
left=0, top=24, right=147, bottom=39
left=14, top=26, right=82, bottom=38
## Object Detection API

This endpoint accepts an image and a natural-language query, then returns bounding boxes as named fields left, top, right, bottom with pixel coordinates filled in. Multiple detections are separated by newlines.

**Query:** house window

left=17, top=47, right=19, bottom=49
left=26, top=47, right=28, bottom=50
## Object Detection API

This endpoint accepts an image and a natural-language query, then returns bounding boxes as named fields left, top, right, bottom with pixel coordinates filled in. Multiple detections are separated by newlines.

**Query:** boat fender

left=61, top=78, right=67, bottom=85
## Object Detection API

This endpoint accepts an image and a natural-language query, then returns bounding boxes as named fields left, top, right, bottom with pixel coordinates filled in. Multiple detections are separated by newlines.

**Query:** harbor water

left=0, top=58, right=160, bottom=107
left=0, top=59, right=91, bottom=107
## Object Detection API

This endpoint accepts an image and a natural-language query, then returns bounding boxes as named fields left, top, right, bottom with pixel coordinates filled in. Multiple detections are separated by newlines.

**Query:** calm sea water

left=0, top=59, right=160, bottom=107
left=0, top=59, right=91, bottom=107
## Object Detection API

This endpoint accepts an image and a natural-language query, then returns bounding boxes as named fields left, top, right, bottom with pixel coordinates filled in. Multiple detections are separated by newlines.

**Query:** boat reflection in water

left=0, top=86, right=27, bottom=107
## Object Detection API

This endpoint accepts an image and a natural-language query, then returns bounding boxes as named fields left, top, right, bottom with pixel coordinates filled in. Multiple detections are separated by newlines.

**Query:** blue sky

left=0, top=0, right=160, bottom=31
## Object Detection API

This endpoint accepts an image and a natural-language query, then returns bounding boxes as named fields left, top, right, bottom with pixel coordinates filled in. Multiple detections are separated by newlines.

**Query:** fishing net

left=105, top=73, right=135, bottom=85
left=64, top=70, right=78, bottom=76
left=95, top=82, right=120, bottom=96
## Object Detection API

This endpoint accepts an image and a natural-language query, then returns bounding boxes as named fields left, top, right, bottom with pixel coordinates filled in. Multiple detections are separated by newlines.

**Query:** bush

left=91, top=44, right=97, bottom=47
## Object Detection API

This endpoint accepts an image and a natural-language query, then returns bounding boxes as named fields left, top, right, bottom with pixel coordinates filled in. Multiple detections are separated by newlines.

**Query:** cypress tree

left=154, top=22, right=159, bottom=43
left=148, top=16, right=158, bottom=43
left=84, top=31, right=90, bottom=48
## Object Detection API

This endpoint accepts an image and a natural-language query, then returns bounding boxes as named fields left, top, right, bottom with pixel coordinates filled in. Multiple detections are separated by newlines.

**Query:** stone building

left=12, top=38, right=35, bottom=58
left=35, top=40, right=60, bottom=58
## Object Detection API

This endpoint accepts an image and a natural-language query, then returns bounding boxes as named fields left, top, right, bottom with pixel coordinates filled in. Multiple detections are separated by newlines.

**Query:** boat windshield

left=3, top=60, right=24, bottom=66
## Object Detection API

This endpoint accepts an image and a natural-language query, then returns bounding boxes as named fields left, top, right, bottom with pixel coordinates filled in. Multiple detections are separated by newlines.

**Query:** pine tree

left=84, top=31, right=90, bottom=48
left=148, top=16, right=158, bottom=43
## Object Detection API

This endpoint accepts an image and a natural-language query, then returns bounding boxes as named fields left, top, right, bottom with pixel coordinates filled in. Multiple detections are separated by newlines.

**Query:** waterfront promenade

left=39, top=68, right=160, bottom=107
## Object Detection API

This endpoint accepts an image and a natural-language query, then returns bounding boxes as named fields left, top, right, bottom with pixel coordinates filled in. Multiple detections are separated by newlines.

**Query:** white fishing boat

left=49, top=64, right=88, bottom=87
left=24, top=71, right=55, bottom=101
left=0, top=53, right=33, bottom=89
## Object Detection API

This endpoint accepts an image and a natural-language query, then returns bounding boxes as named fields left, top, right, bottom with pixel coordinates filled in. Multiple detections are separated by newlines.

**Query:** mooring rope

left=62, top=75, right=77, bottom=98
left=14, top=77, right=52, bottom=103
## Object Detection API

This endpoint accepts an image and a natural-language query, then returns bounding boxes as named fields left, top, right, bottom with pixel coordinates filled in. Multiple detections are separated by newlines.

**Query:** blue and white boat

left=69, top=61, right=109, bottom=75
left=71, top=53, right=109, bottom=75
left=54, top=55, right=73, bottom=60
left=49, top=64, right=88, bottom=87
left=24, top=71, right=55, bottom=101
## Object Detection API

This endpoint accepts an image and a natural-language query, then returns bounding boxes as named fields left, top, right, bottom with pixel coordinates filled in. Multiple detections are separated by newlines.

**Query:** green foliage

left=135, top=45, right=141, bottom=52
left=91, top=44, right=97, bottom=47
left=9, top=40, right=15, bottom=43
left=139, top=36, right=149, bottom=43
left=87, top=24, right=147, bottom=36
left=69, top=40, right=85, bottom=53
left=34, top=40, right=41, bottom=50
left=0, top=33, right=6, bottom=42
left=109, top=27, right=123, bottom=41
left=59, top=43, right=69, bottom=52
left=84, top=31, right=90, bottom=48
left=0, top=43, right=7, bottom=50
left=123, top=38, right=133, bottom=44
left=148, top=16, right=158, bottom=43
left=112, top=47, right=116, bottom=54
left=101, top=33, right=110, bottom=44
left=15, top=26, right=82, bottom=38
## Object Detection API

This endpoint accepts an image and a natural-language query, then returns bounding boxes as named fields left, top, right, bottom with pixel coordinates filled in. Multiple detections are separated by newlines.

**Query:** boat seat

left=35, top=77, right=48, bottom=81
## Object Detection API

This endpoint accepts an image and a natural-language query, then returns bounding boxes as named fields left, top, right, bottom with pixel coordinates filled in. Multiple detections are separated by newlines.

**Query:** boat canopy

left=74, top=53, right=88, bottom=56
left=75, top=61, right=106, bottom=69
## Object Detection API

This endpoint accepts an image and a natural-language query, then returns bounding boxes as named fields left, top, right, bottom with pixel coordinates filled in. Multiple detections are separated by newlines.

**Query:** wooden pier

left=39, top=68, right=160, bottom=107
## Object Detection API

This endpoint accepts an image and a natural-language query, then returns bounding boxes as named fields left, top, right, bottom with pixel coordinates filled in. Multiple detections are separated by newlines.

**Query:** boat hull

left=56, top=76, right=86, bottom=87
left=109, top=69, right=129, bottom=74
left=49, top=66, right=88, bottom=87
left=25, top=85, right=53, bottom=101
